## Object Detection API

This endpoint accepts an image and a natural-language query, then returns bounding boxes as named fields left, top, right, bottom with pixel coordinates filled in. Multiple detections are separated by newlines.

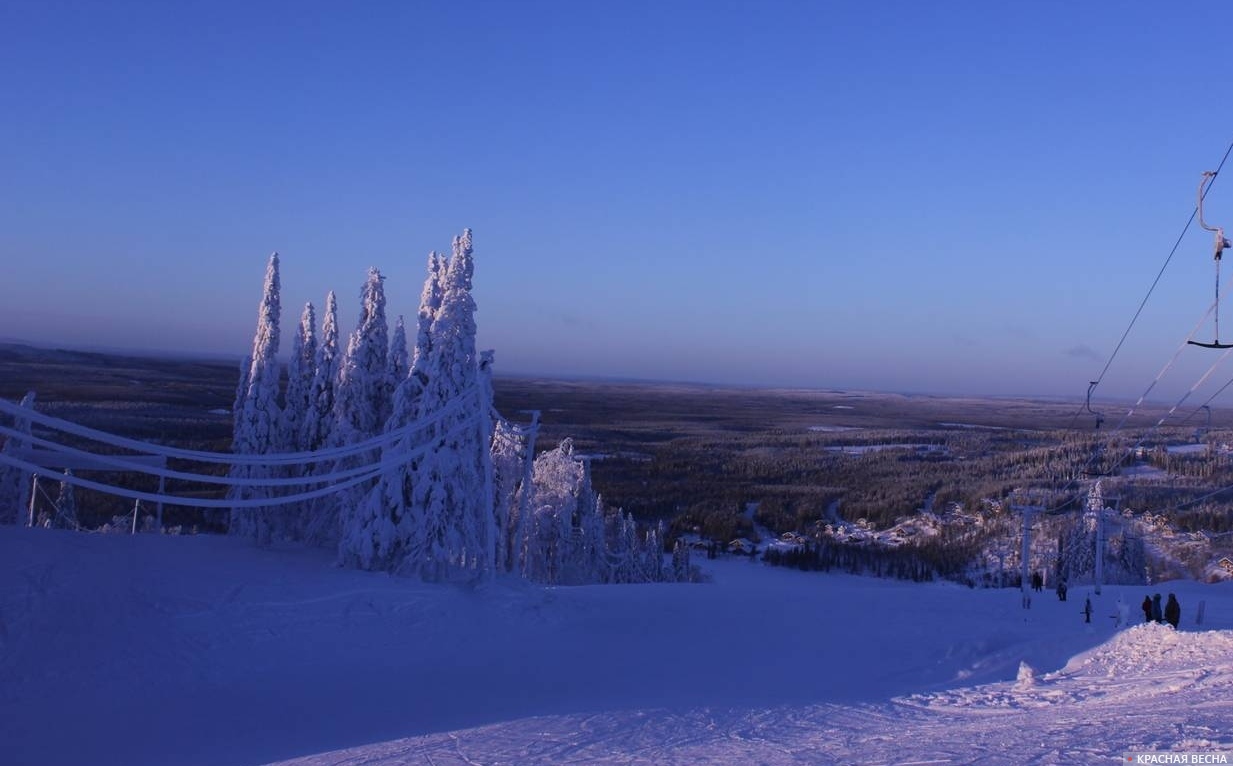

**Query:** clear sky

left=5, top=1, right=1233, bottom=402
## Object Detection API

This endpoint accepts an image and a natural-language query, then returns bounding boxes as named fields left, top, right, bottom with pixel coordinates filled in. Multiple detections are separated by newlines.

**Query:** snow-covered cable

left=0, top=386, right=475, bottom=466
left=0, top=406, right=483, bottom=510
left=0, top=420, right=396, bottom=489
left=0, top=389, right=480, bottom=488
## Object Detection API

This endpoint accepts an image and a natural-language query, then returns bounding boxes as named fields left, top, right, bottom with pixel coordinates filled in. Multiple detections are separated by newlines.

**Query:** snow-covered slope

left=1, top=527, right=1230, bottom=765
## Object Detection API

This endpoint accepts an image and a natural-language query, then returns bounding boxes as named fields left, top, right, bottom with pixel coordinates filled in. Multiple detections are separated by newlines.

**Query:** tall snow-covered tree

left=0, top=391, right=36, bottom=525
left=296, top=292, right=342, bottom=546
left=523, top=438, right=583, bottom=584
left=331, top=269, right=394, bottom=554
left=411, top=252, right=445, bottom=377
left=405, top=231, right=494, bottom=580
left=341, top=246, right=454, bottom=572
left=334, top=268, right=391, bottom=443
left=282, top=302, right=317, bottom=454
left=388, top=314, right=409, bottom=395
left=302, top=291, right=340, bottom=454
left=491, top=418, right=526, bottom=574
left=229, top=252, right=283, bottom=546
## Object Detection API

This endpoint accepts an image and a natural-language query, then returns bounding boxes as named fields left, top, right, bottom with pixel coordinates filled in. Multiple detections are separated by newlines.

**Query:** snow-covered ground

left=2, top=527, right=1231, bottom=765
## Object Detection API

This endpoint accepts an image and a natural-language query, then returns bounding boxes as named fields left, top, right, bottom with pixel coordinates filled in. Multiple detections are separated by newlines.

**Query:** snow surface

left=2, top=527, right=1232, bottom=765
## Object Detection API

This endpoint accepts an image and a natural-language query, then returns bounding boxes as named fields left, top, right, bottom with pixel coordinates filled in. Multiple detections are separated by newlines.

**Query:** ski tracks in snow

left=275, top=624, right=1233, bottom=765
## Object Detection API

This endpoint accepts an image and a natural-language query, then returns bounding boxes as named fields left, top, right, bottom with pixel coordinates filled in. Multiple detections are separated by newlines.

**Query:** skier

left=1056, top=578, right=1068, bottom=602
left=1083, top=596, right=1092, bottom=624
left=1142, top=595, right=1153, bottom=623
left=1164, top=593, right=1181, bottom=629
left=1031, top=571, right=1043, bottom=592
left=1152, top=593, right=1163, bottom=623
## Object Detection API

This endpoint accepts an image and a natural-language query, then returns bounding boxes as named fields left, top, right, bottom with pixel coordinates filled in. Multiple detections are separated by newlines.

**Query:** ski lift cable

left=1045, top=299, right=1233, bottom=513
left=1070, top=150, right=1233, bottom=431
left=1088, top=139, right=1233, bottom=390
left=1182, top=373, right=1233, bottom=423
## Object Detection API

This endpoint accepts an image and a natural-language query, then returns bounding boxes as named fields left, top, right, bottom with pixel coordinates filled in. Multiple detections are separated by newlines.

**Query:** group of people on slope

left=1142, top=592, right=1181, bottom=629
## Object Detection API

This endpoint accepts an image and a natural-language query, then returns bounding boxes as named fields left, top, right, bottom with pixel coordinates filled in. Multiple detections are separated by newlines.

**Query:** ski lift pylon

left=1085, top=380, right=1105, bottom=429
left=1189, top=170, right=1233, bottom=348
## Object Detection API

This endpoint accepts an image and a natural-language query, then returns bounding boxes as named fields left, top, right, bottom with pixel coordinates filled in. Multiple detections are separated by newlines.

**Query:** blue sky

left=4, top=1, right=1233, bottom=400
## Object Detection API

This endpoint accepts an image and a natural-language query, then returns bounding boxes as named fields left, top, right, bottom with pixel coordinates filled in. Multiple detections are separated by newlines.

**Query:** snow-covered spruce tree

left=525, top=438, right=585, bottom=584
left=405, top=230, right=495, bottom=581
left=518, top=438, right=684, bottom=585
left=490, top=418, right=525, bottom=574
left=411, top=252, right=445, bottom=373
left=339, top=236, right=497, bottom=576
left=52, top=471, right=78, bottom=530
left=293, top=292, right=342, bottom=545
left=282, top=302, right=318, bottom=454
left=334, top=268, right=391, bottom=444
left=642, top=521, right=667, bottom=582
left=339, top=251, right=446, bottom=571
left=610, top=510, right=640, bottom=583
left=301, top=292, right=340, bottom=454
left=0, top=391, right=36, bottom=525
left=228, top=253, right=283, bottom=547
left=388, top=314, right=409, bottom=396
left=329, top=268, right=395, bottom=553
left=566, top=461, right=609, bottom=584
left=340, top=256, right=441, bottom=567
left=476, top=350, right=498, bottom=574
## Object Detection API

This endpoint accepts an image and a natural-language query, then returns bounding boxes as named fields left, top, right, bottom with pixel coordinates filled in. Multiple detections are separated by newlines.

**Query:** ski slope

left=1, top=527, right=1231, bottom=765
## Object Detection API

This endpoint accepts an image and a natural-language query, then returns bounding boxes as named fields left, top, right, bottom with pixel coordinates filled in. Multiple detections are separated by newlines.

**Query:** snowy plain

left=2, top=527, right=1231, bottom=766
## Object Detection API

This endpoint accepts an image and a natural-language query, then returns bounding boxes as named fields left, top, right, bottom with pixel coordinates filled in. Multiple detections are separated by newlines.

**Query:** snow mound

left=1063, top=621, right=1233, bottom=679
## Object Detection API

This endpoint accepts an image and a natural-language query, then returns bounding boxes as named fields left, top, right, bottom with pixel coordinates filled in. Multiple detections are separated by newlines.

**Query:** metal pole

left=156, top=476, right=165, bottom=533
left=27, top=473, right=39, bottom=527
left=1094, top=505, right=1104, bottom=596
left=1012, top=504, right=1043, bottom=608
left=1021, top=509, right=1031, bottom=602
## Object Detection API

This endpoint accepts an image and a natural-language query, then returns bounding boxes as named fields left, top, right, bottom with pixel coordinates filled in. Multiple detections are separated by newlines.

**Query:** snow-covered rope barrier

left=0, top=399, right=484, bottom=510
left=0, top=387, right=473, bottom=467
left=0, top=420, right=393, bottom=489
left=0, top=389, right=478, bottom=489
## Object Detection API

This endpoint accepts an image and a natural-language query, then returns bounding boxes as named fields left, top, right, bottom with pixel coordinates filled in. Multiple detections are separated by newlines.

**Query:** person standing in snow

left=1152, top=593, right=1163, bottom=623
left=1142, top=595, right=1153, bottom=623
left=1056, top=578, right=1068, bottom=601
left=1083, top=596, right=1092, bottom=624
left=1164, top=594, right=1180, bottom=629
